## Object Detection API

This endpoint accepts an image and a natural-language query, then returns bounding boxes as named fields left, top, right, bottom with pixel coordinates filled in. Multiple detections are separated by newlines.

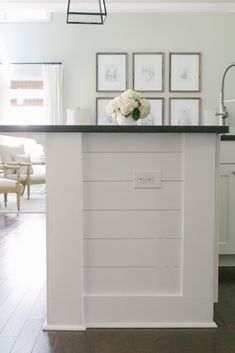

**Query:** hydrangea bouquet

left=106, top=90, right=151, bottom=122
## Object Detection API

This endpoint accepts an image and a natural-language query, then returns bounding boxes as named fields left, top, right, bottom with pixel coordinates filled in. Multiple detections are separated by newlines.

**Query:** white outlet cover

left=133, top=170, right=162, bottom=189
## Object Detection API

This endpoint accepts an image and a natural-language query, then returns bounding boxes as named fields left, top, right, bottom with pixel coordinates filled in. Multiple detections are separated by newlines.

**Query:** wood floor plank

left=28, top=285, right=46, bottom=320
left=53, top=331, right=96, bottom=353
left=32, top=331, right=57, bottom=353
left=0, top=279, right=15, bottom=306
left=10, top=319, right=44, bottom=353
left=0, top=337, right=16, bottom=353
left=1, top=279, right=44, bottom=337
left=0, top=280, right=30, bottom=334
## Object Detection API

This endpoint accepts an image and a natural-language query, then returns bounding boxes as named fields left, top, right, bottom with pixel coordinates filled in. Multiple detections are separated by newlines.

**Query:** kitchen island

left=0, top=125, right=228, bottom=330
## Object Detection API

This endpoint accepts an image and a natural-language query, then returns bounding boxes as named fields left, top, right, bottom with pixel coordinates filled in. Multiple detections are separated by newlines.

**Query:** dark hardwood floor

left=0, top=213, right=235, bottom=353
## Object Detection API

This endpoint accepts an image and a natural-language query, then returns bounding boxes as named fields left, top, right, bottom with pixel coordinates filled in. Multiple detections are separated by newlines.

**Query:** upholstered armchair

left=0, top=164, right=22, bottom=211
left=21, top=161, right=45, bottom=200
left=0, top=143, right=46, bottom=199
left=3, top=161, right=46, bottom=200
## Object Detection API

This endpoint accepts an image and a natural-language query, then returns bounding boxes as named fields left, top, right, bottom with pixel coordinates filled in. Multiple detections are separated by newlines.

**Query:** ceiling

left=0, top=0, right=235, bottom=13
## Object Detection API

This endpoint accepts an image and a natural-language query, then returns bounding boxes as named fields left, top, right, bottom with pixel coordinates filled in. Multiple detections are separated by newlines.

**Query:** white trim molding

left=1, top=2, right=235, bottom=13
left=43, top=322, right=87, bottom=331
left=86, top=322, right=217, bottom=329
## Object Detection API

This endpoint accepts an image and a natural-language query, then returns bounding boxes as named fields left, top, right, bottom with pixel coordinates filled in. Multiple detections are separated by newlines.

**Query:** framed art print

left=133, top=53, right=164, bottom=92
left=96, top=97, right=114, bottom=125
left=169, top=98, right=201, bottom=125
left=169, top=53, right=201, bottom=92
left=96, top=53, right=127, bottom=92
left=138, top=98, right=164, bottom=125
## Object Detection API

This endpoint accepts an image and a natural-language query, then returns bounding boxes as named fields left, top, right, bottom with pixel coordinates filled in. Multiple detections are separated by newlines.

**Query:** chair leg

left=27, top=185, right=30, bottom=200
left=4, top=193, right=7, bottom=207
left=17, top=191, right=20, bottom=211
left=21, top=185, right=26, bottom=196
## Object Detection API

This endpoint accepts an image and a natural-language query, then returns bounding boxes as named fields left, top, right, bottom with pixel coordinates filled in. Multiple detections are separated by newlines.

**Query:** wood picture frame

left=96, top=97, right=114, bottom=125
left=133, top=52, right=164, bottom=92
left=169, top=97, right=201, bottom=125
left=138, top=98, right=164, bottom=125
left=169, top=53, right=201, bottom=92
left=96, top=53, right=128, bottom=92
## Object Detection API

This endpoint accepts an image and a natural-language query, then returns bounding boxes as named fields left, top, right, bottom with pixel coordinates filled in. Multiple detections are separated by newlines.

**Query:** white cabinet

left=219, top=140, right=235, bottom=254
left=219, top=164, right=235, bottom=254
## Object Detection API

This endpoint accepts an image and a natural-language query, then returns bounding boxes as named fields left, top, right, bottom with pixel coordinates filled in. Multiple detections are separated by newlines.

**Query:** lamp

left=67, top=0, right=107, bottom=25
left=216, top=62, right=235, bottom=125
left=66, top=108, right=91, bottom=125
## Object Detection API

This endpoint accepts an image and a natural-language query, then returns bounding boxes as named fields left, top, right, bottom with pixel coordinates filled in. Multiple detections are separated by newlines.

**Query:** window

left=9, top=64, right=46, bottom=125
left=0, top=10, right=51, bottom=23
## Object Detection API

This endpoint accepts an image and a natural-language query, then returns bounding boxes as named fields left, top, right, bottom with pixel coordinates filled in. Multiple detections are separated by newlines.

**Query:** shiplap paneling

left=83, top=152, right=183, bottom=181
left=84, top=210, right=182, bottom=238
left=84, top=238, right=181, bottom=267
left=83, top=135, right=183, bottom=301
left=83, top=133, right=183, bottom=152
left=84, top=267, right=181, bottom=295
left=84, top=181, right=182, bottom=210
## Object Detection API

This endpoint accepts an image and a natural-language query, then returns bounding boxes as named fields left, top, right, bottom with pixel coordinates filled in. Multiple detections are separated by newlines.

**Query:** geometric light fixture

left=67, top=0, right=107, bottom=24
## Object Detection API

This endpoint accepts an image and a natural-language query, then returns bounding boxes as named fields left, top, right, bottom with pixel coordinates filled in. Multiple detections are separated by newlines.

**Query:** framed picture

left=169, top=53, right=201, bottom=92
left=169, top=98, right=201, bottom=125
left=138, top=98, right=164, bottom=125
left=96, top=97, right=114, bottom=125
left=133, top=53, right=164, bottom=92
left=96, top=53, right=127, bottom=92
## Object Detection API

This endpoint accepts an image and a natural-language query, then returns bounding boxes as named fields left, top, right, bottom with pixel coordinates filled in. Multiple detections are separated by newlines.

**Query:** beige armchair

left=0, top=142, right=46, bottom=200
left=4, top=162, right=46, bottom=200
left=0, top=164, right=22, bottom=211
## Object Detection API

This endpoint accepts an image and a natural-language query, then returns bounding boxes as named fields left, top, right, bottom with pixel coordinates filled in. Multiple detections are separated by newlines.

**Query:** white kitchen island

left=0, top=125, right=228, bottom=330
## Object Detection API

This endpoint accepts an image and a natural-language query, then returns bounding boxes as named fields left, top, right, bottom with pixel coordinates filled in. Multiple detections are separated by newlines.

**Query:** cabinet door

left=219, top=164, right=235, bottom=254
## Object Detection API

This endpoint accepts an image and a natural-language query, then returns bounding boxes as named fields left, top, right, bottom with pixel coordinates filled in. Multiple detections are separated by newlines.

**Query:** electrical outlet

left=133, top=171, right=162, bottom=189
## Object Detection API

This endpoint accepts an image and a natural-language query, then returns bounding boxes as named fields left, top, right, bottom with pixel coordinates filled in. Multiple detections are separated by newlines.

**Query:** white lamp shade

left=66, top=108, right=90, bottom=125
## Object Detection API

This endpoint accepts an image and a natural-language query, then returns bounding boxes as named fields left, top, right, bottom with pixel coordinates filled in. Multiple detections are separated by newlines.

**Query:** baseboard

left=86, top=322, right=217, bottom=329
left=42, top=321, right=86, bottom=331
left=42, top=320, right=216, bottom=331
left=85, top=295, right=214, bottom=327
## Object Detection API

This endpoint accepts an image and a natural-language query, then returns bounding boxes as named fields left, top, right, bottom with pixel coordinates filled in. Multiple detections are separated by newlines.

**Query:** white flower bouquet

left=106, top=90, right=151, bottom=122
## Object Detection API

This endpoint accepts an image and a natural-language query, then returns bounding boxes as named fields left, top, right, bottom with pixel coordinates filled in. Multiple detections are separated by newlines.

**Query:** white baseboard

left=42, top=322, right=86, bottom=331
left=86, top=322, right=217, bottom=329
left=42, top=322, right=217, bottom=331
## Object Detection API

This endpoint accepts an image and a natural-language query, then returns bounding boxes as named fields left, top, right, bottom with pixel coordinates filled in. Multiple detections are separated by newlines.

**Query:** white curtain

left=0, top=64, right=12, bottom=125
left=42, top=64, right=64, bottom=125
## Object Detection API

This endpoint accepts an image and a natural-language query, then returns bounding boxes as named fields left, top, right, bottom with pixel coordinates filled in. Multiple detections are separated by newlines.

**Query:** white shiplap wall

left=83, top=133, right=183, bottom=299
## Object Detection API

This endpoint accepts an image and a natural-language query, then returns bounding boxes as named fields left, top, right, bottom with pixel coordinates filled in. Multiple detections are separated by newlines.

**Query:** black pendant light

left=67, top=0, right=107, bottom=25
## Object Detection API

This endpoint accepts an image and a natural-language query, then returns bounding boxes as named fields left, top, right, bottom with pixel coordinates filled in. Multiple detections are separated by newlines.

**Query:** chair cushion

left=5, top=173, right=45, bottom=183
left=0, top=144, right=25, bottom=162
left=0, top=178, right=17, bottom=188
left=0, top=144, right=25, bottom=173
left=13, top=154, right=34, bottom=174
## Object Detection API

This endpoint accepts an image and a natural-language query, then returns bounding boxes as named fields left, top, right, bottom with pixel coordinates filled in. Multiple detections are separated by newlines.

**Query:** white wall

left=1, top=13, right=235, bottom=129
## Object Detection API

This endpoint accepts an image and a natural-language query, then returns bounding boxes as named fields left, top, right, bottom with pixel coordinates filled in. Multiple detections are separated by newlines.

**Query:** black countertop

left=221, top=135, right=235, bottom=141
left=0, top=125, right=229, bottom=134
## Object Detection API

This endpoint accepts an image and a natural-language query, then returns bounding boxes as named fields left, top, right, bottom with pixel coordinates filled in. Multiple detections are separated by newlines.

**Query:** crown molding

left=0, top=2, right=235, bottom=13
